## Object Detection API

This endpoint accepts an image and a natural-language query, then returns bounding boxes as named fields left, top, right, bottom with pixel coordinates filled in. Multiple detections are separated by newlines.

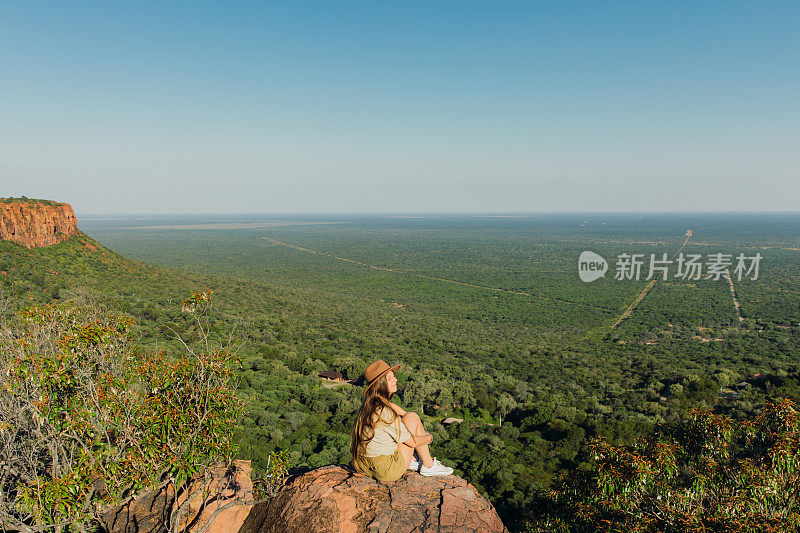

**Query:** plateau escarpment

left=0, top=198, right=79, bottom=248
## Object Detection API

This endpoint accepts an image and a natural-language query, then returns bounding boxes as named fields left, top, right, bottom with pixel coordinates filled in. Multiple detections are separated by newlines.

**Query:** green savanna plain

left=3, top=212, right=799, bottom=529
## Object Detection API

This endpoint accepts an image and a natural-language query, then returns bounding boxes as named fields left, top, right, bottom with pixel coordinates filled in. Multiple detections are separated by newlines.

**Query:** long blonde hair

left=350, top=374, right=397, bottom=466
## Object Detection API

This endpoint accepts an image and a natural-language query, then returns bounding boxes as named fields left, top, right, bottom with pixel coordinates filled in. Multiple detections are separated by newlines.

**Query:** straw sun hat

left=363, top=359, right=401, bottom=394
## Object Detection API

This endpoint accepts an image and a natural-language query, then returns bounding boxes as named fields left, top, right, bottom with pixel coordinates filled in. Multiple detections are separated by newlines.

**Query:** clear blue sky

left=2, top=1, right=798, bottom=214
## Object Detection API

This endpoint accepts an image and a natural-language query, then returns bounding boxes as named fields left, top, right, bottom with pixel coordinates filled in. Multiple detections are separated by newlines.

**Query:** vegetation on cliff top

left=0, top=197, right=64, bottom=206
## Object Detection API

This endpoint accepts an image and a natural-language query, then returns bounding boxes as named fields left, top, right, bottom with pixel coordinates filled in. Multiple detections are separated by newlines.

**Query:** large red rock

left=240, top=465, right=508, bottom=533
left=177, top=460, right=255, bottom=533
left=101, top=460, right=255, bottom=533
left=0, top=200, right=78, bottom=248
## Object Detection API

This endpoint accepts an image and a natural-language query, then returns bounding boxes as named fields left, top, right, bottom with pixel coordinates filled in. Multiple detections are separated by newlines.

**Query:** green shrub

left=540, top=399, right=800, bottom=532
left=0, top=290, right=244, bottom=530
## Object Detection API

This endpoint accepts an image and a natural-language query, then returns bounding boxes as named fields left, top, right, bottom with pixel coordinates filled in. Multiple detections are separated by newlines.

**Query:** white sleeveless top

left=363, top=407, right=413, bottom=457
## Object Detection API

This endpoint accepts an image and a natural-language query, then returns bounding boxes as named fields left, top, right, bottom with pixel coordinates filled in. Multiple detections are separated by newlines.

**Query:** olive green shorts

left=355, top=447, right=406, bottom=482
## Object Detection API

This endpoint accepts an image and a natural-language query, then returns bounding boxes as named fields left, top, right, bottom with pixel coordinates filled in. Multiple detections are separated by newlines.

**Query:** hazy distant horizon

left=76, top=210, right=800, bottom=218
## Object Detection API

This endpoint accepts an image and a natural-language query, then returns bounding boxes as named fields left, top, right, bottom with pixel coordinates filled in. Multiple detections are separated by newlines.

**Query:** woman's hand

left=414, top=431, right=433, bottom=446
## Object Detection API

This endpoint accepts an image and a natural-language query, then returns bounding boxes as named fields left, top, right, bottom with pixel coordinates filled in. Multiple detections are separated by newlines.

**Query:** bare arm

left=403, top=433, right=433, bottom=447
left=394, top=407, right=433, bottom=447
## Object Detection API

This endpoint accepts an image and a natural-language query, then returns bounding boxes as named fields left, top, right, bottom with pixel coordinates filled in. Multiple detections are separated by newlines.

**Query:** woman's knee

left=402, top=411, right=421, bottom=423
left=402, top=411, right=422, bottom=430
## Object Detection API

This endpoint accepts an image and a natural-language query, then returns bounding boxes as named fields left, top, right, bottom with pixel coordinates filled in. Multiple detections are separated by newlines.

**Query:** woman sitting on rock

left=351, top=360, right=453, bottom=482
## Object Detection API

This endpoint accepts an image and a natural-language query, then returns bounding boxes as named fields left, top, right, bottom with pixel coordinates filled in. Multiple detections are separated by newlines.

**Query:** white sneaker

left=419, top=458, right=453, bottom=477
left=408, top=458, right=420, bottom=471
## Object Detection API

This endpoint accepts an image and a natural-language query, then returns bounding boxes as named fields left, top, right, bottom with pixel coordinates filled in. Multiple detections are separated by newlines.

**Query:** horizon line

left=77, top=210, right=800, bottom=218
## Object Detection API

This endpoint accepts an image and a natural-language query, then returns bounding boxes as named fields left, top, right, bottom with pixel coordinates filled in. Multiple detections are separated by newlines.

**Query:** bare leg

left=401, top=412, right=434, bottom=468
left=399, top=442, right=415, bottom=468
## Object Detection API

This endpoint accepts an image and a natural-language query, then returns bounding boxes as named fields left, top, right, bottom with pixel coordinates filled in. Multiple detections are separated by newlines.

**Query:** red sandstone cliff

left=0, top=200, right=78, bottom=248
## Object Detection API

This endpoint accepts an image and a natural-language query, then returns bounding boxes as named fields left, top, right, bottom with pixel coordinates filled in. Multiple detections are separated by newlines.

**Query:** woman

left=351, top=360, right=453, bottom=482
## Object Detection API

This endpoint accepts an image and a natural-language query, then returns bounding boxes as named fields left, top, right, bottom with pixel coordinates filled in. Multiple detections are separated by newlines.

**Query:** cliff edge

left=97, top=463, right=507, bottom=533
left=241, top=465, right=508, bottom=533
left=0, top=198, right=79, bottom=248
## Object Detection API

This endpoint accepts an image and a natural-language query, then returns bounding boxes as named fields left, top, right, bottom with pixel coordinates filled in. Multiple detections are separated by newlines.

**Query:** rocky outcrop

left=101, top=460, right=255, bottom=533
left=240, top=465, right=508, bottom=533
left=101, top=480, right=172, bottom=533
left=178, top=461, right=255, bottom=533
left=0, top=200, right=78, bottom=248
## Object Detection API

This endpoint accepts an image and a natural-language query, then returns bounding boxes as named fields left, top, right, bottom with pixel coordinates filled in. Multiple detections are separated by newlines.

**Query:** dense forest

left=2, top=213, right=799, bottom=530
